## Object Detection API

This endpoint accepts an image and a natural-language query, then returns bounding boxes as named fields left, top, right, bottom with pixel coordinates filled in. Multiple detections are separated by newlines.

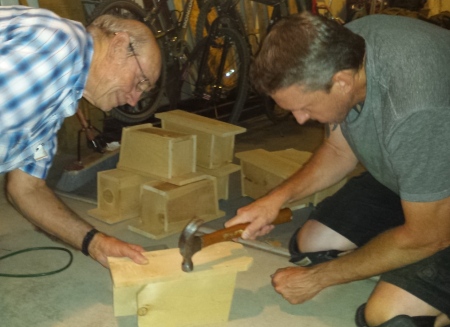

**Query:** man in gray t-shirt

left=225, top=12, right=450, bottom=326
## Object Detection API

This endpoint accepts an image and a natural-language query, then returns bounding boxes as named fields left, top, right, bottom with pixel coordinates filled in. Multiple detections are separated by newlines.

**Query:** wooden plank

left=156, top=110, right=246, bottom=136
left=137, top=270, right=237, bottom=327
left=236, top=149, right=302, bottom=179
left=109, top=242, right=253, bottom=317
left=273, top=148, right=313, bottom=164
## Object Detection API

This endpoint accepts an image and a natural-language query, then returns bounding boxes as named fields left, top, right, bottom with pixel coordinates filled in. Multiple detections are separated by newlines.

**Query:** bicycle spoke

left=178, top=26, right=249, bottom=123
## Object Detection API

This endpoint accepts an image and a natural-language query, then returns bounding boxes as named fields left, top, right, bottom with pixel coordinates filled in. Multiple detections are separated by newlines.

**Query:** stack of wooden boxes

left=155, top=110, right=246, bottom=201
left=88, top=110, right=246, bottom=239
left=235, top=148, right=347, bottom=208
left=87, top=123, right=214, bottom=239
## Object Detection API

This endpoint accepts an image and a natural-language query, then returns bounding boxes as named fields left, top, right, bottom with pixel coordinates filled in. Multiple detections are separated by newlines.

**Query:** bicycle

left=195, top=0, right=348, bottom=123
left=86, top=0, right=250, bottom=124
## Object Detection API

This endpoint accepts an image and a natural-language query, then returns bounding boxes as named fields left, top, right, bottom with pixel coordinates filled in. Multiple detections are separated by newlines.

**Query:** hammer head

left=178, top=219, right=204, bottom=272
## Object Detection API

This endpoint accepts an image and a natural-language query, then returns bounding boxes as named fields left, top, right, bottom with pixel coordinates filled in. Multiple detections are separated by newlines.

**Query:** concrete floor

left=0, top=114, right=376, bottom=327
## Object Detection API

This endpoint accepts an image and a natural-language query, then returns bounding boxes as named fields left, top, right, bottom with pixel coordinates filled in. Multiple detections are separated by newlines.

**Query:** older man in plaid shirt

left=0, top=6, right=161, bottom=267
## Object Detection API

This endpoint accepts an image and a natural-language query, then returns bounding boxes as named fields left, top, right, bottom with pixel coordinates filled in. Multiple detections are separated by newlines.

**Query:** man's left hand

left=88, top=233, right=149, bottom=268
left=271, top=266, right=324, bottom=304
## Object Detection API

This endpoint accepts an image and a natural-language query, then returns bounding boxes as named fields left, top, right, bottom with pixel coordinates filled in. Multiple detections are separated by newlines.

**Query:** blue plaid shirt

left=0, top=6, right=93, bottom=179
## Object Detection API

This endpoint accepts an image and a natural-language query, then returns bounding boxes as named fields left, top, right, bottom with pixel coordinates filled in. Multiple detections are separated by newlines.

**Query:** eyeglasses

left=129, top=43, right=152, bottom=93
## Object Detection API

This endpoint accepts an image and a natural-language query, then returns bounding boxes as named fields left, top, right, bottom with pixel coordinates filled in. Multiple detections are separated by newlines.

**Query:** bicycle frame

left=143, top=0, right=194, bottom=41
left=249, top=0, right=306, bottom=28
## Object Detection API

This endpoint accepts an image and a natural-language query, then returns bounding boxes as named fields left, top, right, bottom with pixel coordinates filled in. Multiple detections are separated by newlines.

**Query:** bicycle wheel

left=88, top=0, right=167, bottom=123
left=178, top=26, right=249, bottom=124
left=195, top=0, right=247, bottom=43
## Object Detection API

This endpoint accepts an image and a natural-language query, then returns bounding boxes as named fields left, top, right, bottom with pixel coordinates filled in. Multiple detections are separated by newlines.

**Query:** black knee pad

left=355, top=303, right=436, bottom=327
left=289, top=249, right=343, bottom=266
left=355, top=303, right=369, bottom=327
left=288, top=228, right=343, bottom=266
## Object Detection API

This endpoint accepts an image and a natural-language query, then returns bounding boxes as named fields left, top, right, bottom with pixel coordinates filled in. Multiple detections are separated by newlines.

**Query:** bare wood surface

left=109, top=242, right=253, bottom=318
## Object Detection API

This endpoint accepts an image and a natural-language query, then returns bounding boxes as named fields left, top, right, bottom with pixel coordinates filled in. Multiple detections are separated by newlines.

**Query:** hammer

left=178, top=208, right=292, bottom=272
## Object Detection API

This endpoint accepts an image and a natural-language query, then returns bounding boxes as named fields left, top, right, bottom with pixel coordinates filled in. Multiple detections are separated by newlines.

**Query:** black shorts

left=291, top=172, right=450, bottom=316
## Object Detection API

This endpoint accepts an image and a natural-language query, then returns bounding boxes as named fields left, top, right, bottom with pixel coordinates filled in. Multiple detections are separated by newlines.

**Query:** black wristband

left=81, top=229, right=99, bottom=256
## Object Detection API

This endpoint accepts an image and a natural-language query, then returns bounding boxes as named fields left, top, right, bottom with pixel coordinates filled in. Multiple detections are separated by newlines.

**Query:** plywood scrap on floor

left=108, top=242, right=253, bottom=327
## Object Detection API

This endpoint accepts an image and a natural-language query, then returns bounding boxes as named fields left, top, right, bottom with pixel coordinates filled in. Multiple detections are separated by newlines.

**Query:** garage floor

left=0, top=114, right=375, bottom=327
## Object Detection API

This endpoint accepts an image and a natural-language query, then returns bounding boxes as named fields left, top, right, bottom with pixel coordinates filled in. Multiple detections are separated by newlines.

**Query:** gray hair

left=87, top=14, right=153, bottom=54
left=251, top=12, right=365, bottom=94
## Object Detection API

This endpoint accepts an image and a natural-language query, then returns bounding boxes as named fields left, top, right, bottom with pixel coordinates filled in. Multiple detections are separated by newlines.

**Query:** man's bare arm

left=5, top=169, right=148, bottom=267
left=272, top=196, right=450, bottom=304
left=273, top=123, right=358, bottom=206
left=225, top=124, right=359, bottom=239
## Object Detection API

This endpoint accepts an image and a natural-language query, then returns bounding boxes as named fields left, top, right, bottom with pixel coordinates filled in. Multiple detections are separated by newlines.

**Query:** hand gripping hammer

left=178, top=208, right=292, bottom=272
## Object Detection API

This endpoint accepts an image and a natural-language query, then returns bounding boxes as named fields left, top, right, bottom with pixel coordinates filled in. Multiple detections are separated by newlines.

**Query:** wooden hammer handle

left=202, top=208, right=292, bottom=248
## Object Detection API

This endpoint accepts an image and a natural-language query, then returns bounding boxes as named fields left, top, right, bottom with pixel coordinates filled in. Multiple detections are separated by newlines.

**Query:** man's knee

left=288, top=218, right=356, bottom=266
left=288, top=226, right=344, bottom=266
left=355, top=303, right=436, bottom=327
left=293, top=218, right=357, bottom=253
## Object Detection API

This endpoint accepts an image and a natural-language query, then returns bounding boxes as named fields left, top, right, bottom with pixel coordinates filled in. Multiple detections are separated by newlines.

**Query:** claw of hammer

left=178, top=208, right=292, bottom=272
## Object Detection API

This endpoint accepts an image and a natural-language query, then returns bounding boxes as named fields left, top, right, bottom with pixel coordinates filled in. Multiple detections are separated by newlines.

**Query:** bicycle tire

left=178, top=26, right=249, bottom=124
left=88, top=0, right=167, bottom=123
left=195, top=0, right=247, bottom=44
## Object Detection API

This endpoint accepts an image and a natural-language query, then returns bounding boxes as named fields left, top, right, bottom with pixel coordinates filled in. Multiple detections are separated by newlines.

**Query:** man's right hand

left=224, top=196, right=284, bottom=240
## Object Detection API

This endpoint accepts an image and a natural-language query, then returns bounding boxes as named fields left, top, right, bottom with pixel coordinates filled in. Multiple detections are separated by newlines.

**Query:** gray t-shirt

left=341, top=15, right=450, bottom=202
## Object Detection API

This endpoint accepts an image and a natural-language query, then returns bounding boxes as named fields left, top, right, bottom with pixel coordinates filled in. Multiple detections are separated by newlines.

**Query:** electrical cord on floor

left=0, top=247, right=73, bottom=278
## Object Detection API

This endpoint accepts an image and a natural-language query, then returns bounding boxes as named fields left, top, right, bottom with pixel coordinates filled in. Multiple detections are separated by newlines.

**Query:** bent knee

left=364, top=281, right=442, bottom=326
left=297, top=219, right=357, bottom=253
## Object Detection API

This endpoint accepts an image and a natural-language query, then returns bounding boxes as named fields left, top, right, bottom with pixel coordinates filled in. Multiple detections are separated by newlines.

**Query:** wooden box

left=87, top=169, right=154, bottom=224
left=274, top=149, right=347, bottom=205
left=236, top=148, right=347, bottom=207
left=117, top=124, right=204, bottom=185
left=155, top=110, right=246, bottom=169
left=236, top=149, right=315, bottom=208
left=108, top=242, right=253, bottom=327
left=128, top=176, right=225, bottom=239
left=197, top=163, right=241, bottom=200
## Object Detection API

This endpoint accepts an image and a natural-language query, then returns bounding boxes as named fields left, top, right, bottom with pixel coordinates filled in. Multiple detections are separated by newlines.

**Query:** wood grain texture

left=108, top=242, right=253, bottom=319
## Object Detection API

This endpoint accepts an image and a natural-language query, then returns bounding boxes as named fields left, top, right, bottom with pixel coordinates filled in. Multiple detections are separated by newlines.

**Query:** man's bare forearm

left=314, top=226, right=444, bottom=289
left=314, top=197, right=450, bottom=289
left=269, top=131, right=358, bottom=206
left=6, top=170, right=92, bottom=250
left=272, top=220, right=450, bottom=305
